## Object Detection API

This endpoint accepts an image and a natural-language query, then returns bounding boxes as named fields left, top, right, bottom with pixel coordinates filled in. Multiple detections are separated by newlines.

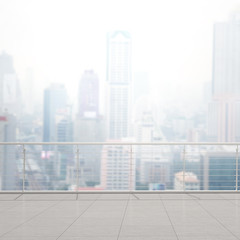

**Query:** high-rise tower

left=78, top=70, right=99, bottom=118
left=208, top=14, right=240, bottom=142
left=43, top=83, right=68, bottom=143
left=106, top=31, right=132, bottom=140
left=212, top=14, right=240, bottom=98
left=74, top=70, right=105, bottom=185
left=0, top=52, right=21, bottom=116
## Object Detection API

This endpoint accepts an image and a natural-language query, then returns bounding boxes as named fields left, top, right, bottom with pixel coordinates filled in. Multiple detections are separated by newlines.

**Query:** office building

left=0, top=111, right=17, bottom=190
left=106, top=31, right=132, bottom=139
left=78, top=70, right=99, bottom=118
left=201, top=149, right=239, bottom=190
left=43, top=84, right=72, bottom=184
left=0, top=52, right=21, bottom=116
left=174, top=171, right=200, bottom=190
left=74, top=70, right=105, bottom=185
left=43, top=84, right=68, bottom=143
left=101, top=140, right=135, bottom=190
left=208, top=14, right=240, bottom=141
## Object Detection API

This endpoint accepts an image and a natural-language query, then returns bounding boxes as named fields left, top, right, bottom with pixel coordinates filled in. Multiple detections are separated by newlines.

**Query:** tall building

left=43, top=84, right=72, bottom=183
left=101, top=140, right=135, bottom=190
left=106, top=31, right=132, bottom=140
left=0, top=111, right=17, bottom=190
left=201, top=149, right=240, bottom=190
left=56, top=106, right=73, bottom=180
left=74, top=70, right=105, bottom=185
left=208, top=14, right=240, bottom=142
left=0, top=51, right=21, bottom=116
left=101, top=32, right=133, bottom=190
left=43, top=84, right=68, bottom=143
left=78, top=70, right=99, bottom=118
left=133, top=102, right=170, bottom=190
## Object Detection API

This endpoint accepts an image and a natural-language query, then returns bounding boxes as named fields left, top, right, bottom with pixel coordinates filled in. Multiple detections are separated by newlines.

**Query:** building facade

left=106, top=31, right=132, bottom=140
left=0, top=112, right=17, bottom=190
left=43, top=84, right=68, bottom=143
left=74, top=70, right=105, bottom=186
left=0, top=52, right=21, bottom=117
left=208, top=14, right=240, bottom=142
left=101, top=141, right=135, bottom=190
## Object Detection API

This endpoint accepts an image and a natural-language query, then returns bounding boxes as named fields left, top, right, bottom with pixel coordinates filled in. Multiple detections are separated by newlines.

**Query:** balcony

left=0, top=192, right=240, bottom=239
left=0, top=142, right=240, bottom=192
left=0, top=142, right=240, bottom=239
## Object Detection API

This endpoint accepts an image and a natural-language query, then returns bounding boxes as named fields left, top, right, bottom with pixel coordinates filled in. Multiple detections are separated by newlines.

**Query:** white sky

left=0, top=0, right=240, bottom=111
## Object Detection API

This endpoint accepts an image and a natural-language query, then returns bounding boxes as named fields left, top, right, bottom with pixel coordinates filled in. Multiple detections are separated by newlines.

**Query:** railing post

left=236, top=145, right=239, bottom=191
left=76, top=145, right=80, bottom=193
left=22, top=145, right=26, bottom=192
left=130, top=145, right=133, bottom=192
left=183, top=145, right=186, bottom=191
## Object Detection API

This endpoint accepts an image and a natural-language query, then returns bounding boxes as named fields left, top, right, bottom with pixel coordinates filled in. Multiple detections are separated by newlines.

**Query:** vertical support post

left=183, top=145, right=186, bottom=191
left=76, top=145, right=80, bottom=193
left=22, top=145, right=26, bottom=192
left=130, top=145, right=133, bottom=192
left=236, top=145, right=239, bottom=191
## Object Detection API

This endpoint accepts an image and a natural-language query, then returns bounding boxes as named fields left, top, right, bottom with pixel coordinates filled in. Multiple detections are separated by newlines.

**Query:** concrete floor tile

left=2, top=224, right=66, bottom=237
left=159, top=194, right=193, bottom=200
left=1, top=237, right=56, bottom=240
left=77, top=193, right=101, bottom=200
left=0, top=193, right=240, bottom=239
left=17, top=194, right=76, bottom=201
left=58, top=237, right=115, bottom=240
left=190, top=194, right=225, bottom=200
left=134, top=194, right=161, bottom=199
left=177, top=232, right=237, bottom=240
left=119, top=225, right=176, bottom=237
left=119, top=237, right=177, bottom=240
left=0, top=194, right=20, bottom=200
left=98, top=194, right=130, bottom=200
left=61, top=224, right=120, bottom=237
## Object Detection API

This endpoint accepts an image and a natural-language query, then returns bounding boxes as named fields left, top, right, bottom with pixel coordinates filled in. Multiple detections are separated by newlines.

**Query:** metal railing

left=0, top=142, right=239, bottom=192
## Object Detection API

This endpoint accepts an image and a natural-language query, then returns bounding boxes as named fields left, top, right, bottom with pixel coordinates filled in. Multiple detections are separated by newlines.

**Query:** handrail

left=0, top=142, right=240, bottom=145
left=0, top=142, right=239, bottom=192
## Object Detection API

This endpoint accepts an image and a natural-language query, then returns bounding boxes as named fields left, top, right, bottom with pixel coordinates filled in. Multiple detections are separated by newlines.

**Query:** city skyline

left=0, top=0, right=239, bottom=107
left=106, top=31, right=132, bottom=140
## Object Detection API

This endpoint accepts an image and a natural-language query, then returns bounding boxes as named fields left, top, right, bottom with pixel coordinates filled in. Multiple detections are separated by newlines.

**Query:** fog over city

left=2, top=3, right=240, bottom=239
left=1, top=0, right=240, bottom=192
left=0, top=0, right=239, bottom=109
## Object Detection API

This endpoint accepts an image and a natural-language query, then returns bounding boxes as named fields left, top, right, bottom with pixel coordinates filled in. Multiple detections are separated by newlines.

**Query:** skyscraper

left=43, top=84, right=72, bottom=183
left=74, top=70, right=105, bottom=185
left=208, top=13, right=240, bottom=142
left=0, top=51, right=21, bottom=117
left=43, top=84, right=68, bottom=143
left=212, top=14, right=240, bottom=98
left=0, top=111, right=17, bottom=190
left=78, top=70, right=99, bottom=118
left=101, top=32, right=133, bottom=190
left=106, top=31, right=132, bottom=140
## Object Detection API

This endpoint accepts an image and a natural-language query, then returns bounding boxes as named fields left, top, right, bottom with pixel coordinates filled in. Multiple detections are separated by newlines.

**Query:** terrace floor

left=0, top=193, right=240, bottom=240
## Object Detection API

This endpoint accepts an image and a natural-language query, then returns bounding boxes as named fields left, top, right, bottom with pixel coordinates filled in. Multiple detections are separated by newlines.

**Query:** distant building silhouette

left=106, top=31, right=132, bottom=140
left=0, top=111, right=17, bottom=190
left=78, top=70, right=99, bottom=118
left=208, top=13, right=240, bottom=142
left=74, top=70, right=105, bottom=185
left=43, top=83, right=68, bottom=143
left=0, top=51, right=21, bottom=117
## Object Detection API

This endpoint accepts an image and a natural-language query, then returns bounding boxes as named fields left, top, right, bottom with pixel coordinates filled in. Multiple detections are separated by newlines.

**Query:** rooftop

left=0, top=193, right=240, bottom=240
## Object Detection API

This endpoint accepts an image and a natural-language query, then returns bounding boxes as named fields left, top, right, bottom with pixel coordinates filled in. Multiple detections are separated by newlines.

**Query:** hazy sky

left=0, top=0, right=240, bottom=110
